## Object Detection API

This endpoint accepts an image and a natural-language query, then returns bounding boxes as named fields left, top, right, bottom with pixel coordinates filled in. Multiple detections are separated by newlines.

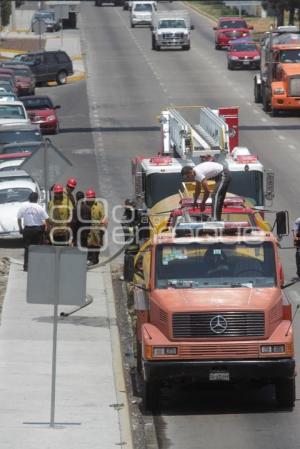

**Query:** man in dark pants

left=17, top=192, right=49, bottom=271
left=292, top=218, right=300, bottom=277
left=181, top=156, right=231, bottom=221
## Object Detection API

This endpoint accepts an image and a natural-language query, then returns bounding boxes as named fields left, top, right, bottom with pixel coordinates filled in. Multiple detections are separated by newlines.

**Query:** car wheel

left=131, top=22, right=135, bottom=28
left=152, top=36, right=156, bottom=50
left=254, top=81, right=261, bottom=104
left=262, top=91, right=271, bottom=112
left=183, top=43, right=190, bottom=51
left=156, top=44, right=161, bottom=51
left=227, top=62, right=233, bottom=70
left=56, top=70, right=68, bottom=85
left=215, top=43, right=220, bottom=50
left=275, top=378, right=295, bottom=408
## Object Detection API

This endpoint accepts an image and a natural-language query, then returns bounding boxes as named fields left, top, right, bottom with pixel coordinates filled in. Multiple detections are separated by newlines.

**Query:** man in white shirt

left=292, top=217, right=300, bottom=277
left=181, top=156, right=231, bottom=220
left=17, top=192, right=49, bottom=271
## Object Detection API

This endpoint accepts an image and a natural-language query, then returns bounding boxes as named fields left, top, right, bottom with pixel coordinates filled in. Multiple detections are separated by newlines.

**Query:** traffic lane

left=34, top=80, right=100, bottom=192
left=80, top=2, right=169, bottom=206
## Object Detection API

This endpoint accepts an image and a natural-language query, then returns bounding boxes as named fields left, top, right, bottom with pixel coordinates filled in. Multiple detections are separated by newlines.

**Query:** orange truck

left=125, top=219, right=296, bottom=410
left=254, top=27, right=300, bottom=115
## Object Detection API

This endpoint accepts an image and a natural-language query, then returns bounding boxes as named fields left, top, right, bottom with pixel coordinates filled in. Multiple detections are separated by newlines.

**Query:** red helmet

left=53, top=184, right=64, bottom=193
left=86, top=188, right=96, bottom=199
left=67, top=177, right=77, bottom=188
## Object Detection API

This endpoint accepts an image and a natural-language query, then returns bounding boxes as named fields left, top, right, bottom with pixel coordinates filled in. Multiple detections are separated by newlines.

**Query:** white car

left=130, top=1, right=157, bottom=27
left=0, top=100, right=30, bottom=126
left=0, top=178, right=41, bottom=239
left=0, top=158, right=25, bottom=171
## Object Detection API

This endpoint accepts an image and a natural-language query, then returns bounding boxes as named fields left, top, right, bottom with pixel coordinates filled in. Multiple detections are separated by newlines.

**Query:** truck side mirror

left=265, top=169, right=274, bottom=204
left=275, top=210, right=289, bottom=238
left=123, top=253, right=135, bottom=282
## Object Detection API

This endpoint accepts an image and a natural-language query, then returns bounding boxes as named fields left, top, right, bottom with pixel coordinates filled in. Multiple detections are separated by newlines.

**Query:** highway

left=10, top=2, right=300, bottom=448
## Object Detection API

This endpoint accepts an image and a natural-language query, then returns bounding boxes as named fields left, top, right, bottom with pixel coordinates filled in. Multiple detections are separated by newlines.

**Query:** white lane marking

left=247, top=101, right=252, bottom=106
left=261, top=117, right=267, bottom=122
left=279, top=135, right=286, bottom=141
left=289, top=144, right=296, bottom=150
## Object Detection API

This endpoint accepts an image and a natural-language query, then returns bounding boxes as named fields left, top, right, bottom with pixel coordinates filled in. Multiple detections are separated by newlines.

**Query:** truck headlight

left=273, top=87, right=285, bottom=95
left=261, top=344, right=285, bottom=353
left=153, top=347, right=178, bottom=356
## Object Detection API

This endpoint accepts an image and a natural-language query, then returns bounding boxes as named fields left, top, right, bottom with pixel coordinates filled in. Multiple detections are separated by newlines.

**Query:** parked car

left=19, top=95, right=60, bottom=134
left=13, top=50, right=73, bottom=85
left=0, top=100, right=30, bottom=125
left=227, top=41, right=261, bottom=70
left=0, top=81, right=16, bottom=95
left=213, top=17, right=253, bottom=49
left=31, top=10, right=61, bottom=32
left=0, top=91, right=17, bottom=102
left=0, top=62, right=35, bottom=95
left=0, top=124, right=43, bottom=149
left=0, top=141, right=42, bottom=155
left=0, top=177, right=41, bottom=239
left=0, top=73, right=18, bottom=95
left=0, top=157, right=26, bottom=171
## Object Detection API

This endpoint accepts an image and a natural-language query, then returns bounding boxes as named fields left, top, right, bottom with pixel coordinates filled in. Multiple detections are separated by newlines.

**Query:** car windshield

left=0, top=130, right=42, bottom=148
left=14, top=68, right=31, bottom=77
left=34, top=12, right=54, bottom=20
left=280, top=49, right=300, bottom=63
left=156, top=241, right=276, bottom=289
left=134, top=4, right=153, bottom=11
left=158, top=19, right=186, bottom=29
left=229, top=171, right=263, bottom=207
left=231, top=44, right=257, bottom=52
left=21, top=97, right=52, bottom=109
left=145, top=172, right=182, bottom=208
left=0, top=105, right=25, bottom=119
left=0, top=187, right=32, bottom=204
left=219, top=20, right=247, bottom=29
left=172, top=212, right=255, bottom=227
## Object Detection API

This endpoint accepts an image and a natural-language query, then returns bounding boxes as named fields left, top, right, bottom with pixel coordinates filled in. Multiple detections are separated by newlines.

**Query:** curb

left=103, top=265, right=134, bottom=449
left=47, top=71, right=86, bottom=86
left=183, top=1, right=217, bottom=24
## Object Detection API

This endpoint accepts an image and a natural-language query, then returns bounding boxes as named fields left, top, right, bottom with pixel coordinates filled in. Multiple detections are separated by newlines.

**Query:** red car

left=19, top=95, right=60, bottom=134
left=227, top=41, right=260, bottom=70
left=213, top=17, right=253, bottom=49
left=0, top=62, right=36, bottom=95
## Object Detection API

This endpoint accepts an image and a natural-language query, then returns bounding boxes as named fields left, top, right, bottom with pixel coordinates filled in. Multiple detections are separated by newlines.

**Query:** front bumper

left=132, top=16, right=152, bottom=25
left=143, top=358, right=295, bottom=382
left=230, top=60, right=260, bottom=69
left=272, top=97, right=300, bottom=110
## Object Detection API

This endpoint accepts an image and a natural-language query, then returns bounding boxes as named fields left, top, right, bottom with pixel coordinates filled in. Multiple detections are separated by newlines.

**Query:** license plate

left=209, top=371, right=230, bottom=381
left=243, top=61, right=250, bottom=65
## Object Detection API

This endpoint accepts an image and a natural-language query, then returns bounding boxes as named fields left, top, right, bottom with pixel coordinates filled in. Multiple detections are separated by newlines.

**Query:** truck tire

left=275, top=378, right=295, bottom=408
left=183, top=43, right=190, bottom=51
left=254, top=80, right=262, bottom=103
left=143, top=379, right=160, bottom=411
left=156, top=44, right=161, bottom=51
left=271, top=107, right=279, bottom=117
left=152, top=35, right=156, bottom=50
left=131, top=22, right=135, bottom=28
left=262, top=91, right=271, bottom=112
left=123, top=253, right=135, bottom=282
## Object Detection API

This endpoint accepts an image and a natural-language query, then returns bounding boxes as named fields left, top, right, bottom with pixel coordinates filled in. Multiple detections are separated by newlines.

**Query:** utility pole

left=11, top=1, right=16, bottom=31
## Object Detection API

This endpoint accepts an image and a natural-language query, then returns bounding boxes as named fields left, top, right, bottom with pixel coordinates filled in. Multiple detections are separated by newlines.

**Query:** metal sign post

left=27, top=246, right=87, bottom=427
left=32, top=18, right=47, bottom=51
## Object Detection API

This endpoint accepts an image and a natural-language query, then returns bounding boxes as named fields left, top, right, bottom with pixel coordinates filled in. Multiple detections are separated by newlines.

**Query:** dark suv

left=13, top=50, right=73, bottom=85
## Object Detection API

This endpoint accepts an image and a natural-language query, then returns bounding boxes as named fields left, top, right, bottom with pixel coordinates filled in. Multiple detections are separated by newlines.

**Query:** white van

left=130, top=1, right=157, bottom=27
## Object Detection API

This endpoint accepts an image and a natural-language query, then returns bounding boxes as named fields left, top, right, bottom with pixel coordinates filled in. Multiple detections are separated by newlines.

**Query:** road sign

left=20, top=140, right=72, bottom=195
left=26, top=245, right=87, bottom=428
left=32, top=18, right=47, bottom=35
left=27, top=246, right=86, bottom=306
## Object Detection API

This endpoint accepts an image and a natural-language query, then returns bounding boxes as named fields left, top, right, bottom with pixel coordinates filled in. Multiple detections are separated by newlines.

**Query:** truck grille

left=162, top=32, right=183, bottom=39
left=172, top=312, right=265, bottom=338
left=179, top=343, right=259, bottom=359
left=289, top=77, right=300, bottom=96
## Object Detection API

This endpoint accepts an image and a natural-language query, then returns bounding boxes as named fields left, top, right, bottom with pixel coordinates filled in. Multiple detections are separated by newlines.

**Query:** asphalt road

left=78, top=2, right=300, bottom=449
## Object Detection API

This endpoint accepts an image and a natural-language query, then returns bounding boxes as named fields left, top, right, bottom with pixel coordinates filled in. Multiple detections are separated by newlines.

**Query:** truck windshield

left=229, top=170, right=263, bottom=207
left=158, top=20, right=186, bottom=29
left=280, top=49, right=300, bottom=63
left=145, top=172, right=182, bottom=208
left=156, top=242, right=276, bottom=289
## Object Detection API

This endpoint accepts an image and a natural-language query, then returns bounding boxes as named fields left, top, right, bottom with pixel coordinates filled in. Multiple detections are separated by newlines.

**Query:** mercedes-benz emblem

left=210, top=315, right=228, bottom=334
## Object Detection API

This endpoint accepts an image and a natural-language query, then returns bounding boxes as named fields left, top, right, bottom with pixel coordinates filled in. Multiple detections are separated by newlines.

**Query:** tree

left=262, top=0, right=300, bottom=26
left=0, top=0, right=12, bottom=28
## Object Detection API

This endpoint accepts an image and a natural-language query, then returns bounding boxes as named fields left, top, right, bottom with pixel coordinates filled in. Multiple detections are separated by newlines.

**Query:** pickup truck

left=151, top=11, right=193, bottom=51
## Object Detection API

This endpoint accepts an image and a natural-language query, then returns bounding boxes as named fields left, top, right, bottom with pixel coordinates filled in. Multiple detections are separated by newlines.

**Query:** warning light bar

left=175, top=221, right=254, bottom=237
left=236, top=155, right=258, bottom=164
left=149, top=156, right=172, bottom=165
left=180, top=196, right=245, bottom=208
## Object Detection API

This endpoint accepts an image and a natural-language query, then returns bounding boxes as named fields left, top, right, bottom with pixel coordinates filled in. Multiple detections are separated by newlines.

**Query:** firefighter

left=292, top=217, right=300, bottom=277
left=65, top=177, right=77, bottom=208
left=72, top=190, right=91, bottom=248
left=181, top=156, right=231, bottom=221
left=48, top=184, right=73, bottom=245
left=85, top=189, right=107, bottom=266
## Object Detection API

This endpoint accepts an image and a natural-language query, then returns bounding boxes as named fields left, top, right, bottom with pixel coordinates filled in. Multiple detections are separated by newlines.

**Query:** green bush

left=1, top=0, right=12, bottom=27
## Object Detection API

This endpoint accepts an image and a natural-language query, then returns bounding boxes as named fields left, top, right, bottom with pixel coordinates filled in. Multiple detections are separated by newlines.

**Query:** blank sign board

left=27, top=246, right=87, bottom=306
